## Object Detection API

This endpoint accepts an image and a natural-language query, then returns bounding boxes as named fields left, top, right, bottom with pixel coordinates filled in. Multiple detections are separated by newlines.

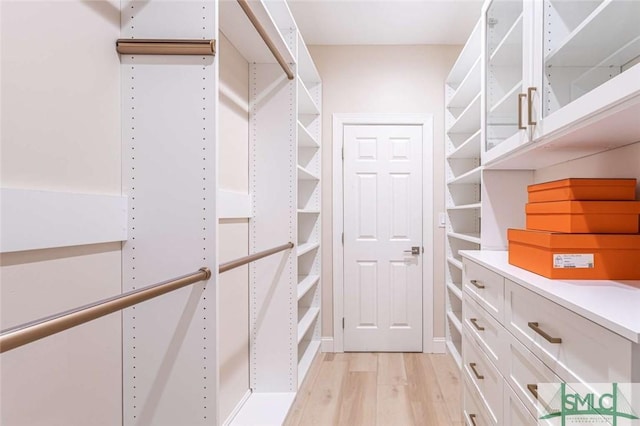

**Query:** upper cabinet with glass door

left=483, top=0, right=539, bottom=164
left=484, top=0, right=640, bottom=169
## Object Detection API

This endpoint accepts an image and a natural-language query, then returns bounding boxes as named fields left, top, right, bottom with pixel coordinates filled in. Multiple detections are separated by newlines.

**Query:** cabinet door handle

left=528, top=322, right=562, bottom=344
left=468, top=413, right=478, bottom=426
left=469, top=362, right=484, bottom=380
left=518, top=93, right=527, bottom=130
left=470, top=279, right=485, bottom=289
left=527, top=384, right=538, bottom=399
left=527, top=87, right=537, bottom=125
left=470, top=318, right=485, bottom=331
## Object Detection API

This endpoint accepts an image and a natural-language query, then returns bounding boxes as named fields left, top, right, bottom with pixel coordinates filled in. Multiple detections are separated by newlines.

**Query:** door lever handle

left=403, top=247, right=421, bottom=255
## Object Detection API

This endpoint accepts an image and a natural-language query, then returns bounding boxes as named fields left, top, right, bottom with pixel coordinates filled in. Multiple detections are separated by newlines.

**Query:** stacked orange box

left=508, top=178, right=640, bottom=279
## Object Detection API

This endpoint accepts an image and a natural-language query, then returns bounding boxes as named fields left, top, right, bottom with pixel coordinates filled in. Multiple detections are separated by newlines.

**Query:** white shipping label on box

left=553, top=254, right=594, bottom=269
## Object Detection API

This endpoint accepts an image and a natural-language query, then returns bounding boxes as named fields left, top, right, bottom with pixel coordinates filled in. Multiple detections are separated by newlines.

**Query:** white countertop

left=459, top=250, right=640, bottom=343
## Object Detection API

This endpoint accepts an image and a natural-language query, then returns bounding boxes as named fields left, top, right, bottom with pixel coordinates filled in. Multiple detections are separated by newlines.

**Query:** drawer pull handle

left=528, top=322, right=562, bottom=344
left=470, top=279, right=485, bottom=289
left=470, top=318, right=485, bottom=331
left=527, top=384, right=538, bottom=399
left=469, top=362, right=484, bottom=380
left=468, top=413, right=478, bottom=426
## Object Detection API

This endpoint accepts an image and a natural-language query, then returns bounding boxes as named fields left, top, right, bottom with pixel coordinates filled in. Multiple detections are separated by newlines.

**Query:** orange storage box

left=508, top=228, right=640, bottom=279
left=525, top=201, right=640, bottom=233
left=527, top=178, right=637, bottom=203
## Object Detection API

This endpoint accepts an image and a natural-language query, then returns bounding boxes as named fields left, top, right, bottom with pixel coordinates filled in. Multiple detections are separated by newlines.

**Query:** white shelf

left=447, top=310, right=463, bottom=335
left=297, top=340, right=320, bottom=389
left=446, top=339, right=462, bottom=370
left=448, top=58, right=481, bottom=110
left=297, top=165, right=320, bottom=181
left=489, top=13, right=523, bottom=67
left=229, top=392, right=296, bottom=426
left=447, top=257, right=463, bottom=270
left=297, top=274, right=320, bottom=301
left=298, top=80, right=320, bottom=115
left=447, top=232, right=481, bottom=245
left=297, top=33, right=321, bottom=88
left=297, top=307, right=320, bottom=344
left=546, top=0, right=640, bottom=67
left=573, top=36, right=640, bottom=90
left=297, top=242, right=319, bottom=256
left=446, top=20, right=482, bottom=88
left=488, top=81, right=521, bottom=120
left=298, top=121, right=320, bottom=148
left=447, top=93, right=481, bottom=135
left=447, top=281, right=463, bottom=301
left=446, top=166, right=482, bottom=185
left=447, top=203, right=481, bottom=211
left=447, top=129, right=481, bottom=160
left=297, top=209, right=320, bottom=214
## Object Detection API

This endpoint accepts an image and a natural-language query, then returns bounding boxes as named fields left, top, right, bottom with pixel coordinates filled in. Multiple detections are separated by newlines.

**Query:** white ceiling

left=288, top=0, right=484, bottom=46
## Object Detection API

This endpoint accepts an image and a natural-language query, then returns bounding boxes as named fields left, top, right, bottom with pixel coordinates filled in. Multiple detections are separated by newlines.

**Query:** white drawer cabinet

left=460, top=251, right=640, bottom=426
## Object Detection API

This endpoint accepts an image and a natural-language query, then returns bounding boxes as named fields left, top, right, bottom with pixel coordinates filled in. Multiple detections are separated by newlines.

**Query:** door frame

left=332, top=113, right=439, bottom=353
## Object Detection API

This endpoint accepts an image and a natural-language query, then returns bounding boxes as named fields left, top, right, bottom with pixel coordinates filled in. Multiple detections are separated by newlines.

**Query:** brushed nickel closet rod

left=236, top=0, right=295, bottom=80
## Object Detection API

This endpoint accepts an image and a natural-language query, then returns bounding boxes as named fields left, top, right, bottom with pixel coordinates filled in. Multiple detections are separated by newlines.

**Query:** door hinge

left=342, top=232, right=344, bottom=245
left=342, top=318, right=345, bottom=329
left=422, top=246, right=424, bottom=254
left=342, top=146, right=344, bottom=160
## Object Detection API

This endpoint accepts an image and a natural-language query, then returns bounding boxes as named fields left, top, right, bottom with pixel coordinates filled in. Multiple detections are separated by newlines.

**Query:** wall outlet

left=438, top=212, right=446, bottom=228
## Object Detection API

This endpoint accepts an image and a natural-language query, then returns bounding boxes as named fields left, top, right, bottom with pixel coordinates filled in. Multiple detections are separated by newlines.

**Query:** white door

left=343, top=124, right=423, bottom=352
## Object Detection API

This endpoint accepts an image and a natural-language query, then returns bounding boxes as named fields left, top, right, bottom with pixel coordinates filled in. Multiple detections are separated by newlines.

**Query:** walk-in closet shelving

left=543, top=0, right=640, bottom=116
left=118, top=2, right=220, bottom=425
left=483, top=0, right=640, bottom=170
left=218, top=0, right=321, bottom=423
left=444, top=20, right=482, bottom=369
left=295, top=31, right=322, bottom=390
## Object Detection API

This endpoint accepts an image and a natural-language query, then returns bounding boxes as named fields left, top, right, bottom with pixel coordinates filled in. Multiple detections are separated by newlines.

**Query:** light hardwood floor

left=284, top=352, right=463, bottom=426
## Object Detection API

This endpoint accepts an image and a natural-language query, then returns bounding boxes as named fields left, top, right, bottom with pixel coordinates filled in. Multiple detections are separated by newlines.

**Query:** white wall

left=217, top=33, right=250, bottom=423
left=0, top=1, right=122, bottom=424
left=308, top=44, right=461, bottom=343
left=534, top=142, right=640, bottom=197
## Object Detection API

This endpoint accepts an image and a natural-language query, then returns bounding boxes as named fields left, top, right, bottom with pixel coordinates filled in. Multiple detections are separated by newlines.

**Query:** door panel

left=343, top=124, right=423, bottom=352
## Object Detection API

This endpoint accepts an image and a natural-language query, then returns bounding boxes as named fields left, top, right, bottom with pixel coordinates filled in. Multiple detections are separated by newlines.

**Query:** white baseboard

left=428, top=337, right=446, bottom=354
left=321, top=337, right=334, bottom=353
left=223, top=389, right=252, bottom=426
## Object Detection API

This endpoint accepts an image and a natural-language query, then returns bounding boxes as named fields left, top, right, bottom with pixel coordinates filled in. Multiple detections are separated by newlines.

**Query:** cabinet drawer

left=505, top=279, right=633, bottom=384
left=503, top=330, right=562, bottom=420
left=463, top=329, right=503, bottom=425
left=503, top=382, right=544, bottom=426
left=463, top=373, right=493, bottom=426
left=463, top=260, right=504, bottom=322
left=463, top=294, right=504, bottom=369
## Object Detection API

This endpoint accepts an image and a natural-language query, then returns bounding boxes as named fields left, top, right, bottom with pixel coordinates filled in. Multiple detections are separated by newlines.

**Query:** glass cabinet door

left=485, top=0, right=525, bottom=153
left=543, top=0, right=640, bottom=117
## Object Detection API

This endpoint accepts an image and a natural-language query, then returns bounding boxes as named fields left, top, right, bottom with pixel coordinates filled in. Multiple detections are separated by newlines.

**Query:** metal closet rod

left=236, top=0, right=295, bottom=80
left=116, top=39, right=216, bottom=56
left=0, top=267, right=212, bottom=354
left=0, top=242, right=294, bottom=354
left=219, top=242, right=294, bottom=273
